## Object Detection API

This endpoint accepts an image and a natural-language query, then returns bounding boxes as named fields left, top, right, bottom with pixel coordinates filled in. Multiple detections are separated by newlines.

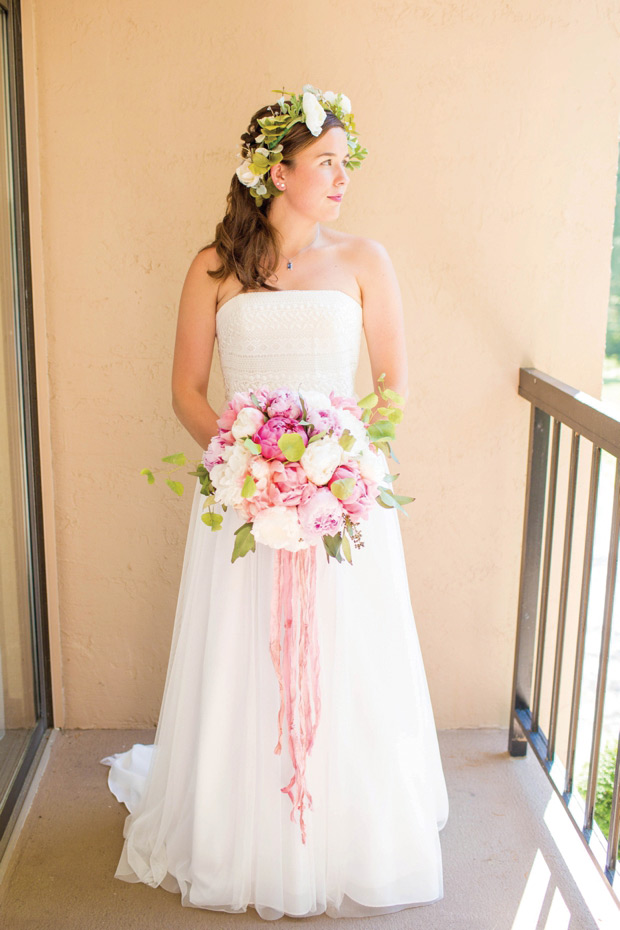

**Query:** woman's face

left=270, top=126, right=351, bottom=218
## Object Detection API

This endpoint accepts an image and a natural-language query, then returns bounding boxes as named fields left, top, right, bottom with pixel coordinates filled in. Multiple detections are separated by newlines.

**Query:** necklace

left=280, top=228, right=320, bottom=270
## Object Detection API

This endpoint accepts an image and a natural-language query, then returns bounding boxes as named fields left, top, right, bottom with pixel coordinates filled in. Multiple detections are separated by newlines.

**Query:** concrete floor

left=0, top=727, right=617, bottom=930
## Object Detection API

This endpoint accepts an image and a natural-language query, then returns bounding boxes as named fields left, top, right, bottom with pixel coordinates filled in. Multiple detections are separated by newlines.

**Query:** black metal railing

left=509, top=367, right=620, bottom=899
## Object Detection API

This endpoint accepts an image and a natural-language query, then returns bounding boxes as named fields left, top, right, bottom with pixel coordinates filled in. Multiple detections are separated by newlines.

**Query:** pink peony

left=271, top=461, right=315, bottom=506
left=329, top=391, right=363, bottom=419
left=216, top=387, right=271, bottom=431
left=202, top=435, right=231, bottom=471
left=266, top=388, right=303, bottom=420
left=253, top=416, right=308, bottom=462
left=306, top=406, right=343, bottom=438
left=328, top=461, right=377, bottom=520
left=298, top=487, right=345, bottom=538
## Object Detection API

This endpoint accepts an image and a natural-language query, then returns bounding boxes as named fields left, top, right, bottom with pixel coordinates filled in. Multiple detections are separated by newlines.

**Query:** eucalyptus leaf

left=140, top=468, right=155, bottom=484
left=166, top=479, right=184, bottom=497
left=241, top=475, right=257, bottom=498
left=201, top=512, right=223, bottom=529
left=382, top=387, right=405, bottom=405
left=378, top=487, right=408, bottom=515
left=277, top=432, right=305, bottom=462
left=358, top=391, right=378, bottom=409
left=387, top=408, right=403, bottom=424
left=338, top=430, right=356, bottom=451
left=243, top=437, right=262, bottom=454
left=330, top=476, right=355, bottom=500
left=341, top=532, right=352, bottom=564
left=162, top=453, right=188, bottom=466
left=367, top=420, right=396, bottom=442
left=232, top=522, right=256, bottom=562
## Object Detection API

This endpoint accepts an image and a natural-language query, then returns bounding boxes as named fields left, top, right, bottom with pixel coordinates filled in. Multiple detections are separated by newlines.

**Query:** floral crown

left=235, top=84, right=368, bottom=207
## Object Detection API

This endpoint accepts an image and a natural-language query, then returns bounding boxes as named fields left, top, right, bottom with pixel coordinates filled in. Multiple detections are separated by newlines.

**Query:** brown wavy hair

left=202, top=103, right=346, bottom=292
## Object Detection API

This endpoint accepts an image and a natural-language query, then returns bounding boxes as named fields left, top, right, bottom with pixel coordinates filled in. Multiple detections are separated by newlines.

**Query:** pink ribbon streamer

left=269, top=544, right=320, bottom=844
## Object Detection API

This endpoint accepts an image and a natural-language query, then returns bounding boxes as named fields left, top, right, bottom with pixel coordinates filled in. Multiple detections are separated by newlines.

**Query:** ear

left=270, top=164, right=285, bottom=188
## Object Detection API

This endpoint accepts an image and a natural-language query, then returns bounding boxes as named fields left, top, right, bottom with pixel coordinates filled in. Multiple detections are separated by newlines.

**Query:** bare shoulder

left=179, top=245, right=222, bottom=313
left=339, top=235, right=401, bottom=310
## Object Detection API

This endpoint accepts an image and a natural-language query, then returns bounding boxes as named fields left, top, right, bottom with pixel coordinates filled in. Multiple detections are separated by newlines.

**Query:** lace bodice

left=215, top=289, right=363, bottom=399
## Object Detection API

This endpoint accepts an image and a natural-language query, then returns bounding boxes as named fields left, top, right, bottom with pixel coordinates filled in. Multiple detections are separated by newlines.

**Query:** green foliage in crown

left=235, top=84, right=368, bottom=207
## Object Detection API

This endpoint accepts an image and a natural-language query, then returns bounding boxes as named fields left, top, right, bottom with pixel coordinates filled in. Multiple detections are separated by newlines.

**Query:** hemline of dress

left=113, top=866, right=444, bottom=921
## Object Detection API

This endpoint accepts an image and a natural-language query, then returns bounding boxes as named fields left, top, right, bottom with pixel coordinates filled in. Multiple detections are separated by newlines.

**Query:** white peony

left=300, top=435, right=343, bottom=486
left=299, top=389, right=332, bottom=411
left=338, top=409, right=370, bottom=456
left=210, top=445, right=252, bottom=507
left=236, top=160, right=261, bottom=188
left=231, top=406, right=265, bottom=440
left=252, top=506, right=308, bottom=551
left=358, top=447, right=388, bottom=483
left=302, top=92, right=327, bottom=136
left=323, top=90, right=352, bottom=115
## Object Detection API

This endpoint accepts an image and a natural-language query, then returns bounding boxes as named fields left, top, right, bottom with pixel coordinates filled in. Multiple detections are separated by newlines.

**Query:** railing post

left=509, top=404, right=550, bottom=755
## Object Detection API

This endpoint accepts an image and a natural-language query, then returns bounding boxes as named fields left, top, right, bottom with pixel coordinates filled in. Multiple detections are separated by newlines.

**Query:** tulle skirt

left=101, top=478, right=449, bottom=920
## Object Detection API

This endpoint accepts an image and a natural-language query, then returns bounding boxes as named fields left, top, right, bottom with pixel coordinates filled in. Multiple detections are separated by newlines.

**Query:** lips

left=328, top=195, right=342, bottom=201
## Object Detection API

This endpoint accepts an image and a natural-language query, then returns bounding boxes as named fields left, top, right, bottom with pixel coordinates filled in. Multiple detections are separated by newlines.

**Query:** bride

left=101, top=84, right=449, bottom=920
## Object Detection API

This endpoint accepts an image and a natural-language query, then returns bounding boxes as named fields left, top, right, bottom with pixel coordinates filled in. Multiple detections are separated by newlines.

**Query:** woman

left=102, top=84, right=449, bottom=920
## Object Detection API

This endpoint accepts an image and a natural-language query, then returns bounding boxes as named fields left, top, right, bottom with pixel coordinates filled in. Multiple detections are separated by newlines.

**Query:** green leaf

left=232, top=522, right=256, bottom=562
left=330, top=476, right=355, bottom=500
left=376, top=495, right=393, bottom=509
left=381, top=387, right=405, bottom=405
left=243, top=437, right=262, bottom=454
left=201, top=511, right=223, bottom=529
left=161, top=453, right=188, bottom=465
left=361, top=408, right=372, bottom=423
left=201, top=493, right=215, bottom=505
left=277, top=432, right=306, bottom=462
left=367, top=420, right=396, bottom=442
left=241, top=475, right=257, bottom=498
left=249, top=392, right=263, bottom=409
left=308, top=429, right=326, bottom=443
left=140, top=468, right=155, bottom=484
left=341, top=532, right=352, bottom=564
left=378, top=487, right=409, bottom=515
left=358, top=391, right=378, bottom=409
left=166, top=479, right=184, bottom=496
left=322, top=532, right=343, bottom=562
left=392, top=492, right=415, bottom=505
left=338, top=429, right=356, bottom=451
left=377, top=406, right=403, bottom=424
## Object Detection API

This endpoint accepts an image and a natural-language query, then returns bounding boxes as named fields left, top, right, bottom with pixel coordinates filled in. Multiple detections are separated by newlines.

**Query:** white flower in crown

left=236, top=159, right=261, bottom=188
left=323, top=90, right=352, bottom=115
left=302, top=91, right=327, bottom=136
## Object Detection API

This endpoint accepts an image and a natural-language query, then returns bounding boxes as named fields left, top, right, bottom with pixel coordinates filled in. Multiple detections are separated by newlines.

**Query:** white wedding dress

left=101, top=288, right=449, bottom=920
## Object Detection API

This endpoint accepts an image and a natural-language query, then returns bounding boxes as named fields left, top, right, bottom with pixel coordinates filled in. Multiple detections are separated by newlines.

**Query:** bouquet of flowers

left=143, top=373, right=414, bottom=565
left=141, top=374, right=413, bottom=843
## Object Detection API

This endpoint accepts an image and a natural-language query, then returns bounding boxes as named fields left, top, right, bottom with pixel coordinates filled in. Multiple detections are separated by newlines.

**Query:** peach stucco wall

left=20, top=0, right=620, bottom=728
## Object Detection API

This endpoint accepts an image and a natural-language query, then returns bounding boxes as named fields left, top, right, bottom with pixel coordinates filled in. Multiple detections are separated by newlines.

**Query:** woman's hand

left=171, top=247, right=221, bottom=450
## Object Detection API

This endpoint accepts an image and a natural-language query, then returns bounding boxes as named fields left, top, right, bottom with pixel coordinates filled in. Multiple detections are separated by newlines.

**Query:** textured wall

left=21, top=0, right=620, bottom=727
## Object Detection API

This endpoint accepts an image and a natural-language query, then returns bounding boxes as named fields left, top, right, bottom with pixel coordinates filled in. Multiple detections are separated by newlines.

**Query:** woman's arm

left=171, top=247, right=221, bottom=449
left=356, top=238, right=410, bottom=408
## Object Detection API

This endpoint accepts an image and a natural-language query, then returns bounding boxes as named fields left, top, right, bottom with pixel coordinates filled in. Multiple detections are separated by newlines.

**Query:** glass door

left=0, top=0, right=52, bottom=851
